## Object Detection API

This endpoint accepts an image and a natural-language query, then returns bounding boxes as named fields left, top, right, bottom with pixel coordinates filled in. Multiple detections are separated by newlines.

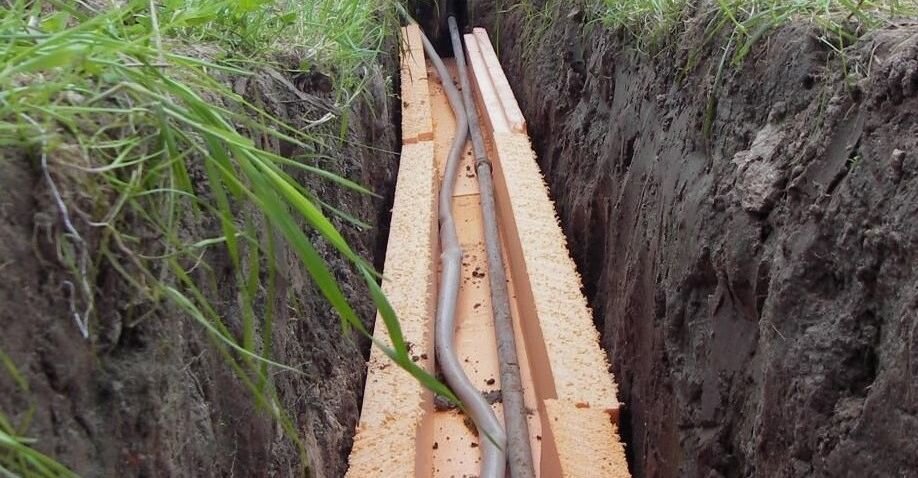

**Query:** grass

left=0, top=411, right=78, bottom=478
left=594, top=0, right=918, bottom=58
left=502, top=1, right=556, bottom=60
left=0, top=0, right=455, bottom=475
left=507, top=0, right=916, bottom=58
left=503, top=0, right=913, bottom=144
left=1, top=348, right=77, bottom=478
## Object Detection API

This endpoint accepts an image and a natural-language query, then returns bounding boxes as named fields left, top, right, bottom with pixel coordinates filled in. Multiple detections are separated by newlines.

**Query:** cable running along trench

left=349, top=14, right=630, bottom=477
left=418, top=25, right=509, bottom=478
left=449, top=16, right=537, bottom=478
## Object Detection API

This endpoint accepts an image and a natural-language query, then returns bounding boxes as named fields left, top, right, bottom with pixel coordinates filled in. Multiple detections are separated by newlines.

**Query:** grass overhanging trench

left=501, top=0, right=915, bottom=156
left=593, top=0, right=918, bottom=63
left=0, top=0, right=455, bottom=475
left=505, top=0, right=917, bottom=59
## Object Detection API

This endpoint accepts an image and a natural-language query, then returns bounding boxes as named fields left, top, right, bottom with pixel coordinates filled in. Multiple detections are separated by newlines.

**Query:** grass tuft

left=0, top=348, right=77, bottom=477
left=0, top=0, right=451, bottom=474
left=510, top=0, right=916, bottom=57
left=591, top=0, right=918, bottom=55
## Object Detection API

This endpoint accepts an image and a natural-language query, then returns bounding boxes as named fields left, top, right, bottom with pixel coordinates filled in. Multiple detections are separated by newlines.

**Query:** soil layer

left=470, top=3, right=918, bottom=476
left=0, top=62, right=398, bottom=476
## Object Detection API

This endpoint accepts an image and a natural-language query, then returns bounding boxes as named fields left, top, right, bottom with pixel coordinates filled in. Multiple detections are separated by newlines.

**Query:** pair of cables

left=418, top=15, right=536, bottom=478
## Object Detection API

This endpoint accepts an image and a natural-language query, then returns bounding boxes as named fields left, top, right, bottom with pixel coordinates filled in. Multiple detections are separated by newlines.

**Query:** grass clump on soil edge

left=504, top=0, right=917, bottom=60
left=0, top=0, right=452, bottom=475
left=501, top=0, right=915, bottom=140
left=595, top=0, right=916, bottom=57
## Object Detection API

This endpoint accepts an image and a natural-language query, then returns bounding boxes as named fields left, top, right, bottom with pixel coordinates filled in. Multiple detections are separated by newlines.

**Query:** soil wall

left=0, top=63, right=398, bottom=476
left=469, top=2, right=918, bottom=476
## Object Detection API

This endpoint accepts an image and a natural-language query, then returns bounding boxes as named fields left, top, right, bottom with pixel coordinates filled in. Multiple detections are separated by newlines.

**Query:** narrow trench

left=6, top=3, right=914, bottom=478
left=412, top=3, right=640, bottom=475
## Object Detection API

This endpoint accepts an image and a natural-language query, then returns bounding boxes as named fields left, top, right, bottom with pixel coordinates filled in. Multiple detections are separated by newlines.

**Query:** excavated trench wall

left=0, top=64, right=398, bottom=477
left=469, top=2, right=918, bottom=476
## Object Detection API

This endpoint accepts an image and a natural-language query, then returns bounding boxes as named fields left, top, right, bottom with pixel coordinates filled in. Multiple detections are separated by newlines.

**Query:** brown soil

left=470, top=3, right=918, bottom=477
left=0, top=62, right=398, bottom=476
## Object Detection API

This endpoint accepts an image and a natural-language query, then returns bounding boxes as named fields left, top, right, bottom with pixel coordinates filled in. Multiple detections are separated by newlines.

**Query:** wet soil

left=0, top=61, right=398, bottom=476
left=470, top=3, right=918, bottom=476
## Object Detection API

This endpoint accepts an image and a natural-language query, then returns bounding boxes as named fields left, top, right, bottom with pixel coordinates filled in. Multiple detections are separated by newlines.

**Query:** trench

left=2, top=3, right=915, bottom=477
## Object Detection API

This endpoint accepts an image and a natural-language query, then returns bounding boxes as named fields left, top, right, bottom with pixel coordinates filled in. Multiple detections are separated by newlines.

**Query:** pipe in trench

left=448, top=16, right=537, bottom=478
left=418, top=26, right=509, bottom=478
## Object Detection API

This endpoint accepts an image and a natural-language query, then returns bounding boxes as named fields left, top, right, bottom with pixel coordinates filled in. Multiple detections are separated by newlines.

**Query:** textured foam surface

left=346, top=141, right=437, bottom=477
left=464, top=33, right=510, bottom=134
left=544, top=399, right=629, bottom=477
left=400, top=24, right=433, bottom=144
left=472, top=28, right=527, bottom=134
left=467, top=29, right=626, bottom=475
left=489, top=131, right=620, bottom=411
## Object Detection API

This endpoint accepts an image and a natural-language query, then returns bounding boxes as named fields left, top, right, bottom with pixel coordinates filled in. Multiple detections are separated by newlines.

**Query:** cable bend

left=419, top=28, right=508, bottom=478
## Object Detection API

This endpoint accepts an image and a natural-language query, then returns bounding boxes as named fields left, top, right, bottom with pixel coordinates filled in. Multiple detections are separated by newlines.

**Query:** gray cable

left=447, top=17, right=536, bottom=478
left=419, top=26, right=508, bottom=478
